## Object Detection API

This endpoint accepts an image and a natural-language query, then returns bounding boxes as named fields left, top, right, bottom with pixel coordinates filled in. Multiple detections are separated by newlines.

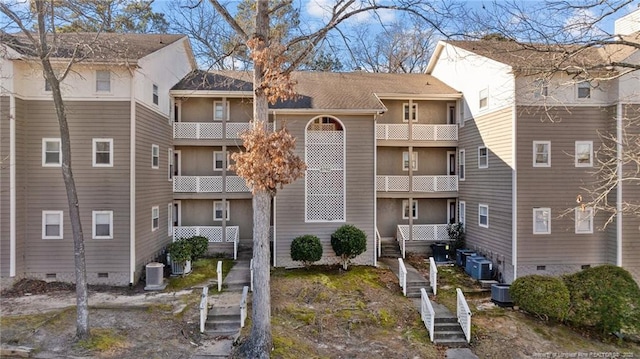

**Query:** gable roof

left=172, top=70, right=461, bottom=112
left=1, top=32, right=186, bottom=63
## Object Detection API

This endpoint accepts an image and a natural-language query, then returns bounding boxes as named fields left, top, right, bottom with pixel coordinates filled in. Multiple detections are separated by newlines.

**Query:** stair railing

left=429, top=257, right=438, bottom=296
left=250, top=258, right=254, bottom=292
left=375, top=228, right=381, bottom=258
left=240, top=286, right=249, bottom=328
left=199, top=286, right=209, bottom=333
left=217, top=260, right=223, bottom=292
left=420, top=288, right=435, bottom=342
left=456, top=288, right=472, bottom=343
left=398, top=258, right=407, bottom=296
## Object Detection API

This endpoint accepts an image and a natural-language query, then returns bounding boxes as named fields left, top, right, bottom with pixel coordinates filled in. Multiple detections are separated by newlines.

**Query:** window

left=214, top=201, right=229, bottom=221
left=403, top=103, right=418, bottom=122
left=93, top=211, right=113, bottom=239
left=152, top=206, right=159, bottom=231
left=447, top=103, right=456, bottom=124
left=42, top=138, right=61, bottom=166
left=42, top=211, right=63, bottom=239
left=575, top=141, right=593, bottom=167
left=96, top=70, right=111, bottom=92
left=575, top=207, right=593, bottom=234
left=533, top=208, right=551, bottom=234
left=152, top=84, right=159, bottom=105
left=479, top=88, right=488, bottom=109
left=478, top=146, right=488, bottom=168
left=213, top=151, right=226, bottom=170
left=167, top=203, right=173, bottom=237
left=214, top=101, right=229, bottom=121
left=151, top=144, right=159, bottom=169
left=534, top=79, right=548, bottom=98
left=402, top=200, right=418, bottom=219
left=45, top=78, right=51, bottom=92
left=459, top=149, right=465, bottom=181
left=533, top=141, right=550, bottom=167
left=402, top=151, right=418, bottom=171
left=577, top=81, right=591, bottom=99
left=168, top=148, right=174, bottom=181
left=92, top=138, right=113, bottom=167
left=459, top=201, right=466, bottom=226
left=479, top=204, right=489, bottom=228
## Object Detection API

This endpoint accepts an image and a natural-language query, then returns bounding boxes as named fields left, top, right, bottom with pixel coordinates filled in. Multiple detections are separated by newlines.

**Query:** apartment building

left=0, top=33, right=196, bottom=286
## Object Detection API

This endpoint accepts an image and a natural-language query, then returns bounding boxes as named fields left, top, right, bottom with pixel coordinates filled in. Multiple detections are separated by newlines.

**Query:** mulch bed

left=1, top=278, right=147, bottom=298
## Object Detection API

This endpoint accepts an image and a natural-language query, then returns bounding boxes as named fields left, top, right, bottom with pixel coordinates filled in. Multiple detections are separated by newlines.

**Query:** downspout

left=129, top=70, right=136, bottom=285
left=9, top=94, right=16, bottom=277
left=221, top=97, right=227, bottom=246
left=373, top=113, right=378, bottom=267
left=616, top=102, right=623, bottom=267
left=511, top=80, right=518, bottom=281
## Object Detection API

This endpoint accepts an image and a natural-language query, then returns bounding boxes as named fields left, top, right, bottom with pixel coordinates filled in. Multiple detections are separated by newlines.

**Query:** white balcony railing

left=174, top=122, right=273, bottom=140
left=376, top=175, right=458, bottom=192
left=420, top=288, right=435, bottom=342
left=174, top=226, right=239, bottom=243
left=173, top=176, right=250, bottom=193
left=397, top=224, right=449, bottom=242
left=457, top=288, right=472, bottom=343
left=376, top=124, right=458, bottom=141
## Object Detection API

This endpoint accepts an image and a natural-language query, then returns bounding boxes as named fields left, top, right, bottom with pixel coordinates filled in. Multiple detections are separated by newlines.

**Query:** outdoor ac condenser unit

left=144, top=262, right=166, bottom=291
left=491, top=283, right=513, bottom=307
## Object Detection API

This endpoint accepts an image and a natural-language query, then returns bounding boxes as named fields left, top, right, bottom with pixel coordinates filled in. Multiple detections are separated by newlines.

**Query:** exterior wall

left=0, top=96, right=10, bottom=278
left=621, top=104, right=640, bottom=284
left=376, top=198, right=450, bottom=238
left=19, top=99, right=131, bottom=285
left=617, top=51, right=640, bottom=102
left=1, top=56, right=14, bottom=94
left=179, top=97, right=253, bottom=123
left=377, top=147, right=453, bottom=175
left=515, top=73, right=615, bottom=108
left=134, top=103, right=173, bottom=283
left=274, top=114, right=375, bottom=268
left=516, top=106, right=611, bottom=280
left=179, top=199, right=253, bottom=240
left=377, top=100, right=449, bottom=125
left=458, top=107, right=514, bottom=283
left=14, top=98, right=26, bottom=280
left=615, top=8, right=640, bottom=35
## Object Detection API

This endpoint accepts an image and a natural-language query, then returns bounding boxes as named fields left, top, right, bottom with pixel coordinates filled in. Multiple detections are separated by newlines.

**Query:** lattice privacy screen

left=306, top=128, right=345, bottom=221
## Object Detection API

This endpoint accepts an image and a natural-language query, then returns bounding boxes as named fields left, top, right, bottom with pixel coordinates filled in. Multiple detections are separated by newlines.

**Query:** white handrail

left=234, top=237, right=238, bottom=260
left=217, top=260, right=223, bottom=292
left=429, top=257, right=438, bottom=296
left=249, top=258, right=254, bottom=292
left=199, top=286, right=209, bottom=333
left=396, top=226, right=406, bottom=258
left=398, top=258, right=407, bottom=296
left=456, top=288, right=472, bottom=343
left=420, top=288, right=435, bottom=342
left=375, top=228, right=381, bottom=258
left=240, top=286, right=249, bottom=328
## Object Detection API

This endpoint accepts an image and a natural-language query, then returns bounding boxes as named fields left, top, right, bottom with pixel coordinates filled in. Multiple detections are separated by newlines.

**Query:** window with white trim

left=479, top=88, right=488, bottom=108
left=92, top=138, right=113, bottom=167
left=214, top=101, right=229, bottom=121
left=447, top=103, right=456, bottom=125
left=478, top=146, right=488, bottom=168
left=402, top=199, right=418, bottom=219
left=152, top=206, right=159, bottom=231
left=151, top=144, right=159, bottom=169
left=42, top=138, right=61, bottom=166
left=213, top=151, right=226, bottom=170
left=533, top=208, right=551, bottom=234
left=152, top=84, right=159, bottom=105
left=459, top=201, right=466, bottom=226
left=533, top=141, right=550, bottom=167
left=575, top=141, right=593, bottom=167
left=96, top=70, right=111, bottom=92
left=168, top=148, right=174, bottom=181
left=402, top=151, right=418, bottom=171
left=403, top=103, right=418, bottom=122
left=575, top=207, right=593, bottom=234
left=42, top=211, right=63, bottom=239
left=577, top=81, right=591, bottom=99
left=93, top=210, right=113, bottom=239
left=534, top=79, right=548, bottom=98
left=479, top=204, right=489, bottom=228
left=168, top=203, right=173, bottom=237
left=214, top=201, right=230, bottom=221
left=459, top=149, right=465, bottom=181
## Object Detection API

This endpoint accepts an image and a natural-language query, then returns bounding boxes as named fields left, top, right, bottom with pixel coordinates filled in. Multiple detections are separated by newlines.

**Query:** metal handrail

left=398, top=258, right=407, bottom=296
left=420, top=288, right=435, bottom=342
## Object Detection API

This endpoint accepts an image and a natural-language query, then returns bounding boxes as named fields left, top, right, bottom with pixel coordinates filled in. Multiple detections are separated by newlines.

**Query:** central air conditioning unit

left=466, top=256, right=493, bottom=280
left=491, top=283, right=513, bottom=307
left=144, top=262, right=167, bottom=291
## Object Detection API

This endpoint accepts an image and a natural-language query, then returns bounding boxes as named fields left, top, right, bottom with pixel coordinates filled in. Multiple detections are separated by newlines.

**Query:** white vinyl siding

left=214, top=201, right=230, bottom=221
left=459, top=149, right=465, bottom=181
left=152, top=144, right=159, bottom=169
left=402, top=151, right=418, bottom=171
left=402, top=199, right=418, bottom=219
left=533, top=208, right=551, bottom=234
left=575, top=207, right=594, bottom=234
left=92, top=138, right=113, bottom=167
left=42, top=211, right=63, bottom=239
left=93, top=211, right=113, bottom=239
left=575, top=141, right=593, bottom=167
left=42, top=138, right=61, bottom=167
left=478, top=146, right=488, bottom=168
left=479, top=204, right=489, bottom=228
left=533, top=141, right=550, bottom=167
left=96, top=70, right=111, bottom=92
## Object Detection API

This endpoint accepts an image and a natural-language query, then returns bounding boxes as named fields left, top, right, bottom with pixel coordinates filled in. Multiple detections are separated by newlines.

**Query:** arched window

left=305, top=116, right=345, bottom=222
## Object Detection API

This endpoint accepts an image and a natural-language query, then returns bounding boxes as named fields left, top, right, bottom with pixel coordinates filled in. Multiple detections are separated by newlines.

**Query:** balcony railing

left=376, top=124, right=458, bottom=141
left=396, top=224, right=449, bottom=242
left=174, top=226, right=239, bottom=243
left=173, top=122, right=274, bottom=140
left=173, top=175, right=250, bottom=193
left=376, top=175, right=458, bottom=192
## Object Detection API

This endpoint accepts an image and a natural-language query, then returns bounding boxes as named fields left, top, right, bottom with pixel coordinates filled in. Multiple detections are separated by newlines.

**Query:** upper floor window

left=214, top=101, right=229, bottom=121
left=402, top=199, right=418, bottom=219
left=45, top=78, right=52, bottom=92
left=152, top=206, right=159, bottom=231
left=447, top=103, right=456, bottom=125
left=459, top=201, right=466, bottom=226
left=575, top=141, right=593, bottom=167
left=214, top=201, right=230, bottom=221
left=42, top=138, right=61, bottom=167
left=403, top=103, right=418, bottom=122
left=478, top=146, right=488, bottom=168
left=168, top=148, right=174, bottom=181
left=533, top=208, right=551, bottom=234
left=96, top=70, right=111, bottom=92
left=479, top=88, right=488, bottom=109
left=93, top=210, right=113, bottom=239
left=93, top=138, right=113, bottom=167
left=167, top=203, right=173, bottom=237
left=152, top=144, right=159, bottom=169
left=152, top=84, right=159, bottom=105
left=534, top=79, right=548, bottom=98
left=479, top=204, right=489, bottom=228
left=533, top=141, right=550, bottom=167
left=459, top=149, right=465, bottom=181
left=575, top=207, right=593, bottom=234
left=42, top=210, right=63, bottom=239
left=577, top=81, right=591, bottom=99
left=402, top=151, right=418, bottom=171
left=213, top=151, right=226, bottom=170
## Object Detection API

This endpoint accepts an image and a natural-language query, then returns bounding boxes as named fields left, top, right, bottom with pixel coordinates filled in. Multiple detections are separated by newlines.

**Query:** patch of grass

left=1, top=307, right=74, bottom=332
left=166, top=258, right=234, bottom=291
left=271, top=333, right=323, bottom=359
left=76, top=328, right=128, bottom=352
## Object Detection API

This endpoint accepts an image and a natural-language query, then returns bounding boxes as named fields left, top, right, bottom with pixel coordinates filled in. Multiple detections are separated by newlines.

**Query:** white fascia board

left=270, top=108, right=385, bottom=115
left=375, top=93, right=463, bottom=100
left=425, top=41, right=447, bottom=74
left=170, top=90, right=254, bottom=98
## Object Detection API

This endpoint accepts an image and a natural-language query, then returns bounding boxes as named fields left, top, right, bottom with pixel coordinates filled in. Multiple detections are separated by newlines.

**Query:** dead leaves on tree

left=248, top=38, right=297, bottom=104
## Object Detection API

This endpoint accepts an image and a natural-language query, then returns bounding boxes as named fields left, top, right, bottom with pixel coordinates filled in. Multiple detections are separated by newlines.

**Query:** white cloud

left=305, top=0, right=396, bottom=24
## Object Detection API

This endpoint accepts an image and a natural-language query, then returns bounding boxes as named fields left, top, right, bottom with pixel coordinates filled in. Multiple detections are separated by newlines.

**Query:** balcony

left=396, top=224, right=449, bottom=242
left=376, top=175, right=458, bottom=193
left=173, top=122, right=274, bottom=140
left=376, top=124, right=457, bottom=142
left=174, top=226, right=239, bottom=243
left=173, top=176, right=250, bottom=193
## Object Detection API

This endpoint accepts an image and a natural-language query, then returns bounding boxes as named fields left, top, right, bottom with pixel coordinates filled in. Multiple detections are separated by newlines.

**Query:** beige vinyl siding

left=516, top=106, right=610, bottom=269
left=621, top=104, right=640, bottom=283
left=376, top=198, right=450, bottom=238
left=175, top=146, right=239, bottom=176
left=377, top=100, right=449, bottom=125
left=21, top=100, right=131, bottom=278
left=0, top=96, right=10, bottom=276
left=179, top=199, right=253, bottom=240
left=274, top=114, right=375, bottom=267
left=135, top=103, right=173, bottom=278
left=377, top=147, right=455, bottom=175
left=179, top=97, right=253, bottom=123
left=458, top=107, right=514, bottom=280
left=605, top=106, right=619, bottom=265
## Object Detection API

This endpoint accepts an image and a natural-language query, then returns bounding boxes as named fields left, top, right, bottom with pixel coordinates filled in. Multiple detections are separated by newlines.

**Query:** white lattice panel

left=396, top=224, right=449, bottom=241
left=376, top=176, right=386, bottom=191
left=413, top=176, right=436, bottom=192
left=386, top=176, right=410, bottom=191
left=386, top=124, right=409, bottom=140
left=376, top=125, right=388, bottom=139
left=435, top=176, right=458, bottom=191
left=174, top=176, right=198, bottom=192
left=199, top=176, right=223, bottom=192
left=412, top=125, right=436, bottom=141
left=174, top=227, right=198, bottom=240
left=306, top=170, right=344, bottom=195
left=174, top=123, right=198, bottom=139
left=226, top=123, right=251, bottom=139
left=434, top=225, right=448, bottom=241
left=174, top=226, right=240, bottom=243
left=307, top=194, right=344, bottom=221
left=306, top=131, right=344, bottom=144
left=306, top=129, right=344, bottom=221
left=306, top=144, right=344, bottom=168
left=199, top=123, right=223, bottom=139
left=225, top=226, right=239, bottom=242
left=435, top=125, right=458, bottom=141
left=226, top=176, right=250, bottom=192
left=200, top=227, right=223, bottom=242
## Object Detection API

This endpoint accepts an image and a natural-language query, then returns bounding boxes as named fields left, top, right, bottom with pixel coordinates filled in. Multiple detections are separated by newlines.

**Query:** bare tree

left=1, top=0, right=90, bottom=340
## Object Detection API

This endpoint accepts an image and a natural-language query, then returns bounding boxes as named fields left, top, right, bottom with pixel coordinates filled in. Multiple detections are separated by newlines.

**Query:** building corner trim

left=130, top=77, right=137, bottom=284
left=511, top=101, right=518, bottom=281
left=616, top=102, right=623, bottom=267
left=9, top=94, right=16, bottom=277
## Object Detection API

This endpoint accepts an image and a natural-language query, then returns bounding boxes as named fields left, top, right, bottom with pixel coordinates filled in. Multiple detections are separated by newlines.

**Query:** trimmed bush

left=331, top=225, right=367, bottom=270
left=187, top=235, right=209, bottom=260
left=510, top=275, right=570, bottom=321
left=290, top=235, right=323, bottom=267
left=167, top=238, right=192, bottom=264
left=564, top=265, right=640, bottom=335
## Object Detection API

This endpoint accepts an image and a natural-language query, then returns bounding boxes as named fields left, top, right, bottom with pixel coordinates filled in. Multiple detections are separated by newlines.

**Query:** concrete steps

left=433, top=317, right=468, bottom=347
left=406, top=279, right=431, bottom=298
left=380, top=238, right=401, bottom=258
left=205, top=305, right=241, bottom=337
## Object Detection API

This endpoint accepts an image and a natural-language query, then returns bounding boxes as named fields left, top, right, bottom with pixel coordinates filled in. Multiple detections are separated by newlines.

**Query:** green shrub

left=167, top=238, right=192, bottom=264
left=510, top=275, right=570, bottom=321
left=446, top=222, right=465, bottom=255
left=290, top=235, right=323, bottom=267
left=564, top=265, right=640, bottom=335
left=187, top=236, right=209, bottom=260
left=331, top=225, right=367, bottom=270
